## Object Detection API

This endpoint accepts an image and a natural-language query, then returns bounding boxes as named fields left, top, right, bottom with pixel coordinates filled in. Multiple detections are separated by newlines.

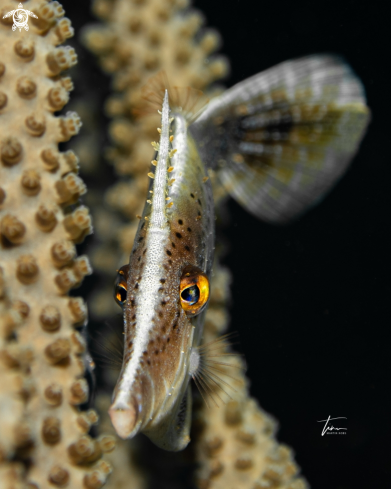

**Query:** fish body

left=110, top=56, right=370, bottom=450
left=110, top=92, right=214, bottom=450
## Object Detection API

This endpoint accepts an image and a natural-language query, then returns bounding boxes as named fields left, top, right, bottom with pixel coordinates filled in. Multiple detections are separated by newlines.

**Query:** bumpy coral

left=83, top=0, right=228, bottom=173
left=0, top=1, right=113, bottom=487
left=0, top=296, right=26, bottom=488
left=82, top=0, right=230, bottom=319
left=195, top=389, right=307, bottom=489
left=194, top=265, right=308, bottom=489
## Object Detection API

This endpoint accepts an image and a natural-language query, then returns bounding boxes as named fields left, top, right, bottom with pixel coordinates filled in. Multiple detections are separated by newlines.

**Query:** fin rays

left=191, top=55, right=370, bottom=223
left=191, top=333, right=244, bottom=408
left=137, top=70, right=209, bottom=123
left=90, top=324, right=124, bottom=371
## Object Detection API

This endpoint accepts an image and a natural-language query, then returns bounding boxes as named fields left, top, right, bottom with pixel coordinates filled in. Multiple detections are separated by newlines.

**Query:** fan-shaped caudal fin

left=191, top=55, right=370, bottom=223
left=135, top=70, right=209, bottom=123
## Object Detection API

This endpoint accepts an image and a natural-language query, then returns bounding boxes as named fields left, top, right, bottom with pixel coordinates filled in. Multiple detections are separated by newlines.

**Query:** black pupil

left=181, top=285, right=200, bottom=305
left=117, top=284, right=127, bottom=304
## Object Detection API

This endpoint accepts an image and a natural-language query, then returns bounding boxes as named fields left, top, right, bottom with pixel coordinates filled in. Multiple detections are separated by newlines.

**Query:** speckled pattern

left=110, top=102, right=214, bottom=450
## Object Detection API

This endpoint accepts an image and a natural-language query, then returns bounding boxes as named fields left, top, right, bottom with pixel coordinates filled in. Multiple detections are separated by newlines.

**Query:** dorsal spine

left=150, top=90, right=171, bottom=229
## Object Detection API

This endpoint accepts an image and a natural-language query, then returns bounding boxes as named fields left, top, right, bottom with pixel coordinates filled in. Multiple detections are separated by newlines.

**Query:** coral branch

left=0, top=1, right=113, bottom=487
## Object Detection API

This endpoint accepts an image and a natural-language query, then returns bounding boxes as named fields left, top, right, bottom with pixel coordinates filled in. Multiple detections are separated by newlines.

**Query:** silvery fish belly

left=110, top=55, right=370, bottom=451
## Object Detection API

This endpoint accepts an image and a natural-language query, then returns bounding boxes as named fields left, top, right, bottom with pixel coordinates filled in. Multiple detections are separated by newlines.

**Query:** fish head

left=109, top=91, right=214, bottom=450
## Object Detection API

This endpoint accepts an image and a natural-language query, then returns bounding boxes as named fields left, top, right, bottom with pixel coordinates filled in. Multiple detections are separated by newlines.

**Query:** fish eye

left=115, top=283, right=127, bottom=306
left=180, top=265, right=209, bottom=316
left=181, top=285, right=200, bottom=305
left=114, top=265, right=129, bottom=308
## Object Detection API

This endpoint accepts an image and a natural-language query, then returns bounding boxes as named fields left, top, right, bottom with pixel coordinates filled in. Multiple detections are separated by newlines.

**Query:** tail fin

left=191, top=55, right=370, bottom=223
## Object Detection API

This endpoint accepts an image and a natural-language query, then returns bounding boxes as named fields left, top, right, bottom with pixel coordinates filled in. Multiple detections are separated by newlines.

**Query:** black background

left=64, top=1, right=389, bottom=488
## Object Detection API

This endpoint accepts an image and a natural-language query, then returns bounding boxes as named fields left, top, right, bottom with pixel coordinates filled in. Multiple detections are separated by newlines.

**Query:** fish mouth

left=108, top=397, right=140, bottom=439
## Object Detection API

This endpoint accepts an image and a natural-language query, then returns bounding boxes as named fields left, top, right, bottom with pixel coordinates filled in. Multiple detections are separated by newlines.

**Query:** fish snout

left=109, top=396, right=140, bottom=439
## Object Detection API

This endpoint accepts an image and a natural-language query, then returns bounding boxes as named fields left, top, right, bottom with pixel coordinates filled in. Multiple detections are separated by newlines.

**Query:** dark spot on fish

left=147, top=360, right=151, bottom=366
left=176, top=311, right=180, bottom=317
left=167, top=337, right=170, bottom=343
left=138, top=237, right=144, bottom=242
left=160, top=278, right=166, bottom=284
left=130, top=300, right=135, bottom=307
left=158, top=287, right=164, bottom=293
left=141, top=222, right=145, bottom=229
left=132, top=314, right=136, bottom=320
left=168, top=259, right=172, bottom=265
left=135, top=283, right=139, bottom=289
left=158, top=311, right=163, bottom=318
left=161, top=300, right=167, bottom=306
left=184, top=245, right=190, bottom=252
left=172, top=242, right=176, bottom=248
left=166, top=249, right=172, bottom=256
left=155, top=350, right=159, bottom=355
left=190, top=193, right=195, bottom=198
left=197, top=199, right=202, bottom=206
left=178, top=219, right=183, bottom=225
left=187, top=227, right=192, bottom=232
left=143, top=351, right=148, bottom=355
left=143, top=248, right=147, bottom=255
left=176, top=232, right=182, bottom=239
left=128, top=341, right=133, bottom=348
left=173, top=321, right=178, bottom=329
left=163, top=264, right=169, bottom=271
left=198, top=211, right=201, bottom=216
left=138, top=256, right=141, bottom=262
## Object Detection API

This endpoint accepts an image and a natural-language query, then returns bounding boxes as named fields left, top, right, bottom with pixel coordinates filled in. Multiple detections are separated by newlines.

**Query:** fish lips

left=108, top=396, right=142, bottom=439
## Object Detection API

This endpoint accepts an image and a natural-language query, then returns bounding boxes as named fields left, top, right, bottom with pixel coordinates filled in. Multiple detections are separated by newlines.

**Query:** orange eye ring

left=114, top=265, right=129, bottom=307
left=180, top=265, right=210, bottom=316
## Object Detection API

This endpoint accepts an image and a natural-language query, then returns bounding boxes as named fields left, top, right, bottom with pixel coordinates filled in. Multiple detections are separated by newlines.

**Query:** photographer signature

left=317, top=416, right=347, bottom=436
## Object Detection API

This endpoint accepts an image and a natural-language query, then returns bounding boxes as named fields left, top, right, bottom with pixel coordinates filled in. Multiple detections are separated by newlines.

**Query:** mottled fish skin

left=109, top=92, right=214, bottom=451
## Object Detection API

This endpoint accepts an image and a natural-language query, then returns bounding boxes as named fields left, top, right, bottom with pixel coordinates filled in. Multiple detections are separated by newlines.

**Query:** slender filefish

left=110, top=56, right=370, bottom=450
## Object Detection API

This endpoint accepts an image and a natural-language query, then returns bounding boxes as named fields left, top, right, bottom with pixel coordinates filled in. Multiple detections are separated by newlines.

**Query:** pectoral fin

left=191, top=55, right=370, bottom=223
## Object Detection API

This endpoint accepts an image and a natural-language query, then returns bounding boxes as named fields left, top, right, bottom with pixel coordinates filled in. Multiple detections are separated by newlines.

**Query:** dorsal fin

left=136, top=71, right=209, bottom=124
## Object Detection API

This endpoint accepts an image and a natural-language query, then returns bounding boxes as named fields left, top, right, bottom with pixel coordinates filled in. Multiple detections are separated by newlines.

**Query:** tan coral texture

left=0, top=1, right=113, bottom=487
left=82, top=0, right=230, bottom=319
left=0, top=298, right=26, bottom=489
left=194, top=265, right=308, bottom=489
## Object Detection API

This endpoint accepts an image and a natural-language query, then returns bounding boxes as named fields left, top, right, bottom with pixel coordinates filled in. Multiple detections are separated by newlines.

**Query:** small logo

left=317, top=415, right=347, bottom=436
left=2, top=3, right=38, bottom=32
